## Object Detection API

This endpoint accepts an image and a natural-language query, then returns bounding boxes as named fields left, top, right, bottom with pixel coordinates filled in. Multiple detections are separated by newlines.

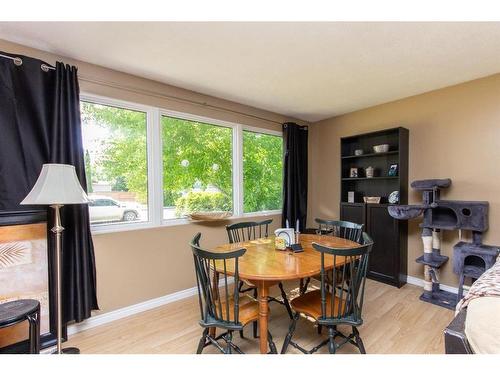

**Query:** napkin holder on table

left=274, top=228, right=303, bottom=252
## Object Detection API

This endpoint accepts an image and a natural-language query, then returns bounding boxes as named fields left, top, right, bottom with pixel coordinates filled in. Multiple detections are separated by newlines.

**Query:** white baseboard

left=68, top=277, right=234, bottom=336
left=67, top=285, right=198, bottom=336
left=406, top=275, right=468, bottom=294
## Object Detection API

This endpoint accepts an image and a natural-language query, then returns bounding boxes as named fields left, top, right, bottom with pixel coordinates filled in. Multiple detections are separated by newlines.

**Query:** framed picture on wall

left=0, top=210, right=58, bottom=353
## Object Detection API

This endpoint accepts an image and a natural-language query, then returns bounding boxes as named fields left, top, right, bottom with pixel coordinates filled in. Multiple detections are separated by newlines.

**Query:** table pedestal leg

left=257, top=281, right=269, bottom=354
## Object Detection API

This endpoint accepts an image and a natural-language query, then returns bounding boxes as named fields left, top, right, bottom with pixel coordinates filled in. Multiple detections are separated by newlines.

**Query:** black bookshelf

left=340, top=127, right=409, bottom=287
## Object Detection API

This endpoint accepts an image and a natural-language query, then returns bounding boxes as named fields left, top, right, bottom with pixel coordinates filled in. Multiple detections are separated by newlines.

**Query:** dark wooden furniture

left=300, top=218, right=364, bottom=294
left=281, top=232, right=373, bottom=354
left=226, top=221, right=268, bottom=298
left=226, top=220, right=294, bottom=322
left=190, top=233, right=277, bottom=354
left=340, top=127, right=408, bottom=287
left=0, top=299, right=40, bottom=354
left=315, top=218, right=364, bottom=242
left=211, top=233, right=362, bottom=354
left=226, top=219, right=272, bottom=244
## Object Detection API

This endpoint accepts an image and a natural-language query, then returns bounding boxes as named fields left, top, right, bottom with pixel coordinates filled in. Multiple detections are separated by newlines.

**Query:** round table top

left=212, top=234, right=361, bottom=281
left=0, top=299, right=40, bottom=327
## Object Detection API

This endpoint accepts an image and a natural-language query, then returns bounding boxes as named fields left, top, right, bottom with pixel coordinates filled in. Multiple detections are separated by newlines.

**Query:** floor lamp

left=21, top=164, right=90, bottom=354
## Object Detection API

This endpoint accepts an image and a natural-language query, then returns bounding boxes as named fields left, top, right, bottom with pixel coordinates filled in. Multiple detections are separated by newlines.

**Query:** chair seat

left=291, top=289, right=345, bottom=320
left=219, top=296, right=262, bottom=326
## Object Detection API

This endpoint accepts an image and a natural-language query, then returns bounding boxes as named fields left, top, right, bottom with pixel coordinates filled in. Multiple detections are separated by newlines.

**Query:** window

left=81, top=101, right=149, bottom=226
left=80, top=94, right=283, bottom=232
left=243, top=130, right=283, bottom=213
left=161, top=116, right=233, bottom=219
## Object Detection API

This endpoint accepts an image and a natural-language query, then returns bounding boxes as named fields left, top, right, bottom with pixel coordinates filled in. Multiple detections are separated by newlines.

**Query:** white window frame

left=241, top=125, right=283, bottom=217
left=80, top=93, right=283, bottom=235
left=160, top=109, right=241, bottom=222
left=80, top=93, right=157, bottom=234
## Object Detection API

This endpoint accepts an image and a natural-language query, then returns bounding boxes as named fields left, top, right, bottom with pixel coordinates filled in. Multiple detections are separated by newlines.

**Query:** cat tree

left=388, top=178, right=498, bottom=309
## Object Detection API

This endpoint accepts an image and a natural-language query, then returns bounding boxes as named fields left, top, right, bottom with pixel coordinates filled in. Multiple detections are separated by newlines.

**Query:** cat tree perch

left=388, top=178, right=498, bottom=310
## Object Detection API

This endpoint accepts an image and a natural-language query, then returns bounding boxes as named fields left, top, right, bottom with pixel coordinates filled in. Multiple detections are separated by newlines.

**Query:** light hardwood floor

left=68, top=280, right=454, bottom=354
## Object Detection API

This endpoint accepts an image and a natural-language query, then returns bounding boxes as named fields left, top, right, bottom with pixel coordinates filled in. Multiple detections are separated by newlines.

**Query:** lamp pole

left=51, top=204, right=80, bottom=354
left=51, top=204, right=64, bottom=354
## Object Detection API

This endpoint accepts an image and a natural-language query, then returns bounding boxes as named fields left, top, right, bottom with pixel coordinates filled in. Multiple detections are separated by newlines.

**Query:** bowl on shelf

left=363, top=196, right=381, bottom=204
left=373, top=144, right=389, bottom=153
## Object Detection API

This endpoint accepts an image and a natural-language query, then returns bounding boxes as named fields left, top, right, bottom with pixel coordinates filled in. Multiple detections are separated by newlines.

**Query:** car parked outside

left=88, top=196, right=141, bottom=223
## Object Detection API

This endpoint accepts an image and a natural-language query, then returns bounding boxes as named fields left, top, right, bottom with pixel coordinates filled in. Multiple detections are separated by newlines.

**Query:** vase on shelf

left=365, top=166, right=374, bottom=178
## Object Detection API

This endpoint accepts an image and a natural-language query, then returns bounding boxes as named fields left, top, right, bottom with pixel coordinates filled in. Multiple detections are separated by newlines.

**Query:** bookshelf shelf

left=341, top=150, right=399, bottom=159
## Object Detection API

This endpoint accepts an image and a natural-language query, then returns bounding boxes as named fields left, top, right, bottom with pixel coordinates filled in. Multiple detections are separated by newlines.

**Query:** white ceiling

left=1, top=22, right=500, bottom=122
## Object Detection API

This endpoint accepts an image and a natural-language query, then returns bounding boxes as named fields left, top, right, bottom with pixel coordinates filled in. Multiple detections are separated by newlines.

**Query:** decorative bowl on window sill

left=187, top=211, right=233, bottom=221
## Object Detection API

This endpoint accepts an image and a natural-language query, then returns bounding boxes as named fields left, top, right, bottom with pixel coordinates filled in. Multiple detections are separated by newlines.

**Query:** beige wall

left=91, top=216, right=282, bottom=312
left=309, top=73, right=500, bottom=287
left=0, top=39, right=302, bottom=314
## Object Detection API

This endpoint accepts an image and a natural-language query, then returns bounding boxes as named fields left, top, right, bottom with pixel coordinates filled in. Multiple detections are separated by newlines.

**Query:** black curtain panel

left=0, top=52, right=98, bottom=323
left=282, top=122, right=308, bottom=231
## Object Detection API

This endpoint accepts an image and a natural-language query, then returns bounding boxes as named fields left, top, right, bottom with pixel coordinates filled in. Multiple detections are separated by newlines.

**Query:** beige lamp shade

left=21, top=163, right=90, bottom=205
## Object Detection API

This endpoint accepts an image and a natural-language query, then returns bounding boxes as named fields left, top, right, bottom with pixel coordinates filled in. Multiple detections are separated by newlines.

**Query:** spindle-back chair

left=281, top=232, right=373, bottom=354
left=226, top=220, right=294, bottom=326
left=190, top=233, right=277, bottom=354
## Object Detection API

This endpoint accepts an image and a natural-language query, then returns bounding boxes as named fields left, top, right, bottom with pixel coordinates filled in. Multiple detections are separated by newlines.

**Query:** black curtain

left=282, top=122, right=308, bottom=231
left=0, top=51, right=98, bottom=323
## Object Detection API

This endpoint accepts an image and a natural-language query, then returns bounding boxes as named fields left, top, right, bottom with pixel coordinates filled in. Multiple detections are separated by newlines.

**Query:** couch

left=444, top=254, right=500, bottom=354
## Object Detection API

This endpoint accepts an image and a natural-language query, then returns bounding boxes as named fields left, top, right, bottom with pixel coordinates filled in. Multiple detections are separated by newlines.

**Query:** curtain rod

left=78, top=75, right=290, bottom=126
left=0, top=53, right=55, bottom=72
left=1, top=53, right=302, bottom=127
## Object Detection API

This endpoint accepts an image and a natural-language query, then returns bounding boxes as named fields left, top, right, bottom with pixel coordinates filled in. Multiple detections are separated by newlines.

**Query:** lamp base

left=51, top=347, right=80, bottom=354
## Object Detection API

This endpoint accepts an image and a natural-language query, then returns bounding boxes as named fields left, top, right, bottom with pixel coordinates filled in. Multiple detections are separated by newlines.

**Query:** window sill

left=241, top=209, right=283, bottom=218
left=90, top=221, right=158, bottom=235
left=90, top=210, right=282, bottom=235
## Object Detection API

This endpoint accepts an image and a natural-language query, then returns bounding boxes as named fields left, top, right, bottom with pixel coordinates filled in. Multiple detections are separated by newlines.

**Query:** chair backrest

left=315, top=218, right=364, bottom=243
left=226, top=219, right=273, bottom=244
left=190, top=233, right=246, bottom=328
left=312, top=232, right=373, bottom=326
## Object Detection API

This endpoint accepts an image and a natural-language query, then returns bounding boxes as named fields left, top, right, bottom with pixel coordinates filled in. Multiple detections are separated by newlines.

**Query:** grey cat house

left=388, top=179, right=499, bottom=309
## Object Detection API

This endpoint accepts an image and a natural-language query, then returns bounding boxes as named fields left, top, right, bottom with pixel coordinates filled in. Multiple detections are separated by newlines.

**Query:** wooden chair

left=226, top=220, right=272, bottom=298
left=226, top=219, right=273, bottom=243
left=190, top=233, right=277, bottom=354
left=281, top=232, right=373, bottom=354
left=226, top=220, right=294, bottom=326
left=300, top=218, right=364, bottom=295
left=315, top=218, right=364, bottom=242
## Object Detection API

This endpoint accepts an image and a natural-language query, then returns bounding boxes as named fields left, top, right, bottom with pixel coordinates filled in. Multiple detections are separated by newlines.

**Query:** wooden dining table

left=211, top=233, right=361, bottom=354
